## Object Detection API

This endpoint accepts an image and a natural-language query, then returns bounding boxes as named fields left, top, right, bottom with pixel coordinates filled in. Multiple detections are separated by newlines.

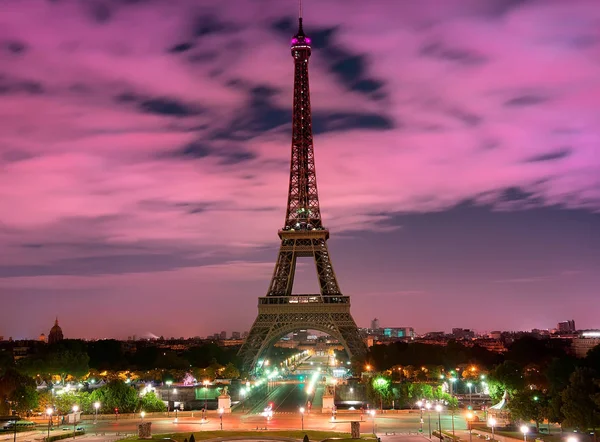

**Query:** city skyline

left=1, top=1, right=599, bottom=339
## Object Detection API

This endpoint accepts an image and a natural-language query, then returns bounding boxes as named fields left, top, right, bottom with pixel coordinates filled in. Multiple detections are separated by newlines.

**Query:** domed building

left=48, top=318, right=64, bottom=344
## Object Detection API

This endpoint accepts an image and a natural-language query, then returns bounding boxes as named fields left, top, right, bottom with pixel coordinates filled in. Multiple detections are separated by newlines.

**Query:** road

left=41, top=411, right=468, bottom=437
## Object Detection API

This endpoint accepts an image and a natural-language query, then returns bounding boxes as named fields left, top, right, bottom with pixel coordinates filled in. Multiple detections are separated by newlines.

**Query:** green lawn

left=125, top=430, right=375, bottom=442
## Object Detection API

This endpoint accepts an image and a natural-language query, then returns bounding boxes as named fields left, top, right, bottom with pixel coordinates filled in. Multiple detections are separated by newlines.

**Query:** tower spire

left=297, top=0, right=305, bottom=37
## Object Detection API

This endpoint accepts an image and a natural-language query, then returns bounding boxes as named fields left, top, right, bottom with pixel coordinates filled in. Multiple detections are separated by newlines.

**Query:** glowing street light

left=93, top=402, right=100, bottom=424
left=520, top=425, right=529, bottom=442
left=140, top=411, right=145, bottom=421
left=416, top=401, right=424, bottom=433
left=165, top=380, right=173, bottom=417
left=72, top=405, right=79, bottom=438
left=219, top=407, right=224, bottom=430
left=46, top=408, right=53, bottom=442
left=299, top=407, right=305, bottom=430
left=466, top=412, right=474, bottom=442
left=488, top=418, right=497, bottom=441
left=435, top=405, right=443, bottom=441
left=567, top=436, right=578, bottom=442
left=467, top=382, right=473, bottom=405
left=369, top=410, right=376, bottom=435
left=202, top=380, right=210, bottom=420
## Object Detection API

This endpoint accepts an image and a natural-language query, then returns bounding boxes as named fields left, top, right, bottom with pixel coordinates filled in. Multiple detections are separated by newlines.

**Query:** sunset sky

left=1, top=0, right=599, bottom=340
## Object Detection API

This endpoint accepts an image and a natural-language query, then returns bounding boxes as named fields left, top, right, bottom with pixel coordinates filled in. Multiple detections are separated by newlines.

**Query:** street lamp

left=72, top=405, right=79, bottom=438
left=299, top=407, right=305, bottom=431
left=202, top=380, right=210, bottom=420
left=435, top=404, right=443, bottom=441
left=567, top=437, right=577, bottom=442
left=467, top=382, right=473, bottom=405
left=46, top=408, right=53, bottom=442
left=219, top=407, right=224, bottom=430
left=466, top=412, right=474, bottom=442
left=449, top=377, right=457, bottom=396
left=165, top=380, right=173, bottom=417
left=488, top=418, right=497, bottom=441
left=416, top=401, right=424, bottom=433
left=520, top=425, right=529, bottom=442
left=426, top=402, right=432, bottom=438
left=93, top=402, right=100, bottom=424
left=370, top=410, right=376, bottom=435
left=140, top=411, right=145, bottom=422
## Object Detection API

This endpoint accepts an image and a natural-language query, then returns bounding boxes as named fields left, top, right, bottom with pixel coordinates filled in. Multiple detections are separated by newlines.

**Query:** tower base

left=239, top=295, right=366, bottom=372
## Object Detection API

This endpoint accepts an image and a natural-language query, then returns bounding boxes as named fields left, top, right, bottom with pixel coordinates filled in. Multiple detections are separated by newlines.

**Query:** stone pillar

left=351, top=421, right=361, bottom=439
left=218, top=393, right=231, bottom=413
left=138, top=422, right=152, bottom=439
left=321, top=393, right=334, bottom=413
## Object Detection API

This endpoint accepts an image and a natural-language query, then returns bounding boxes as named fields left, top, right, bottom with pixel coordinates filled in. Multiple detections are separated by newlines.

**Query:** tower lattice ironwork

left=239, top=13, right=366, bottom=372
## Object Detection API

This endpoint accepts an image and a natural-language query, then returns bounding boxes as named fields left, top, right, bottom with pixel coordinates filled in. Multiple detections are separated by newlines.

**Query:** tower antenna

left=299, top=0, right=302, bottom=19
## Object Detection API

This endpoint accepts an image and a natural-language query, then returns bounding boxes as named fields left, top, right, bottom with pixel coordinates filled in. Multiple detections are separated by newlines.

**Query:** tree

left=90, top=380, right=138, bottom=413
left=370, top=376, right=392, bottom=409
left=10, top=385, right=39, bottom=416
left=510, top=390, right=547, bottom=430
left=138, top=392, right=166, bottom=412
left=491, top=360, right=524, bottom=393
left=561, top=367, right=600, bottom=432
left=189, top=434, right=196, bottom=442
left=0, top=369, right=36, bottom=414
left=221, top=363, right=240, bottom=379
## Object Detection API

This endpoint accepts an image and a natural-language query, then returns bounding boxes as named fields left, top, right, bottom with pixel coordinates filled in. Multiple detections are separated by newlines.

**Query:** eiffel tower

left=239, top=9, right=366, bottom=372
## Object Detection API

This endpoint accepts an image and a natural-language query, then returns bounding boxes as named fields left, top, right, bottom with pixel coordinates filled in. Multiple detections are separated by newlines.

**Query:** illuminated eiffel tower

left=239, top=8, right=366, bottom=372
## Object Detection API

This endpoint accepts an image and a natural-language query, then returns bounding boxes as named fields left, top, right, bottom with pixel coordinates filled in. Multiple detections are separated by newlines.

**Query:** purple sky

left=1, top=0, right=599, bottom=340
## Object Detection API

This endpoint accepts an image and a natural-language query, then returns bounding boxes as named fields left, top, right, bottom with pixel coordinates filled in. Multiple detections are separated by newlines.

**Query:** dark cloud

left=419, top=41, right=488, bottom=66
left=5, top=41, right=28, bottom=54
left=193, top=15, right=235, bottom=38
left=174, top=141, right=256, bottom=165
left=526, top=147, right=572, bottom=163
left=86, top=1, right=112, bottom=24
left=139, top=97, right=201, bottom=117
left=313, top=111, right=394, bottom=134
left=504, top=94, right=549, bottom=107
left=0, top=78, right=44, bottom=95
left=446, top=107, right=483, bottom=127
left=0, top=253, right=213, bottom=277
left=501, top=186, right=535, bottom=202
left=168, top=42, right=194, bottom=54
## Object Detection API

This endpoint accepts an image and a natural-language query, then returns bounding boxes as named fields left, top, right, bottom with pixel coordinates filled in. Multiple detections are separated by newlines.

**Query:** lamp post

left=435, top=404, right=443, bottom=442
left=426, top=402, right=432, bottom=439
left=165, top=380, right=172, bottom=417
left=370, top=410, right=376, bottom=436
left=140, top=411, right=145, bottom=422
left=567, top=437, right=577, bottom=442
left=520, top=425, right=529, bottom=442
left=219, top=408, right=224, bottom=430
left=466, top=412, right=474, bottom=442
left=299, top=407, right=305, bottom=431
left=72, top=405, right=79, bottom=439
left=46, top=408, right=53, bottom=442
left=417, top=401, right=424, bottom=433
left=467, top=382, right=473, bottom=405
left=203, top=380, right=210, bottom=420
left=488, top=418, right=497, bottom=441
left=93, top=402, right=100, bottom=424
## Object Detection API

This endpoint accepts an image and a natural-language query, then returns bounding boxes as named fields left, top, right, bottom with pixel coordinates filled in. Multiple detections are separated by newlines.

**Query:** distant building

left=371, top=318, right=380, bottom=331
left=571, top=331, right=600, bottom=357
left=489, top=331, right=502, bottom=340
left=219, top=331, right=227, bottom=340
left=231, top=331, right=241, bottom=339
left=242, top=331, right=249, bottom=338
left=381, top=327, right=415, bottom=338
left=38, top=333, right=47, bottom=343
left=452, top=328, right=475, bottom=339
left=48, top=318, right=64, bottom=344
left=558, top=320, right=576, bottom=333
